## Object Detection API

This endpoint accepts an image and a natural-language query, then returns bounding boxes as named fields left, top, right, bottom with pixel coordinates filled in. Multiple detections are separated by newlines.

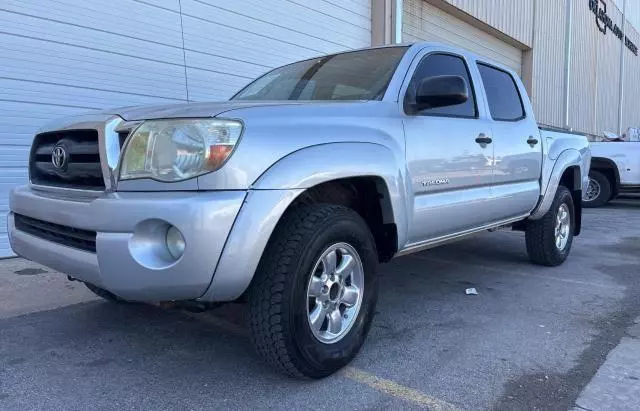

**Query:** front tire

left=526, top=186, right=575, bottom=266
left=249, top=204, right=379, bottom=378
left=583, top=170, right=612, bottom=208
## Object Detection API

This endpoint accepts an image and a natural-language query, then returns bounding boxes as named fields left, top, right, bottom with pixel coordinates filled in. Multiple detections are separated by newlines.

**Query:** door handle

left=527, top=136, right=539, bottom=145
left=475, top=134, right=492, bottom=145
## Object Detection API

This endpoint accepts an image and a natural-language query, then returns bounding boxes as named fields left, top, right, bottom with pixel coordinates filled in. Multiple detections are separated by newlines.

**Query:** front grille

left=14, top=214, right=97, bottom=253
left=29, top=129, right=104, bottom=190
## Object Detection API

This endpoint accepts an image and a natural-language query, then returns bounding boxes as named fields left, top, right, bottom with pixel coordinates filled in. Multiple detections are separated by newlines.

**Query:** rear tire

left=249, top=204, right=379, bottom=378
left=526, top=186, right=575, bottom=266
left=583, top=170, right=612, bottom=208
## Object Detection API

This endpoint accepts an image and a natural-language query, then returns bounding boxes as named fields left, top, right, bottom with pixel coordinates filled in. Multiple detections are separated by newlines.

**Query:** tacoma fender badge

left=421, top=178, right=450, bottom=187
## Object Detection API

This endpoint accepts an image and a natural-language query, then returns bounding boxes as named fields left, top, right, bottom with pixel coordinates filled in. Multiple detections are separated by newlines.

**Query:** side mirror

left=412, top=75, right=469, bottom=112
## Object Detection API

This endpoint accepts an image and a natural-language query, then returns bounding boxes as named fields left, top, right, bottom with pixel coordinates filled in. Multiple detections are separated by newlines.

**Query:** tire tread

left=526, top=186, right=574, bottom=266
left=249, top=204, right=361, bottom=378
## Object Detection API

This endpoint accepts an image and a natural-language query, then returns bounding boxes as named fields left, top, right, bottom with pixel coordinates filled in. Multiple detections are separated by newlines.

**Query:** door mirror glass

left=413, top=75, right=469, bottom=111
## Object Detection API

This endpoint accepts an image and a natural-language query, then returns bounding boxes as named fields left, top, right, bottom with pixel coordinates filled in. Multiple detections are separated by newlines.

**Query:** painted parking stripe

left=341, top=367, right=459, bottom=410
left=185, top=311, right=458, bottom=410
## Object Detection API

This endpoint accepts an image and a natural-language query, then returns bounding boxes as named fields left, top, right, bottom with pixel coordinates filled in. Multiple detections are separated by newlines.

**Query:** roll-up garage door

left=403, top=0, right=522, bottom=75
left=0, top=0, right=371, bottom=257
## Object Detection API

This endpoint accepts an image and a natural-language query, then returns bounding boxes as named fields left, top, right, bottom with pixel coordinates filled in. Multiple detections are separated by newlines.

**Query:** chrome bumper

left=8, top=186, right=246, bottom=301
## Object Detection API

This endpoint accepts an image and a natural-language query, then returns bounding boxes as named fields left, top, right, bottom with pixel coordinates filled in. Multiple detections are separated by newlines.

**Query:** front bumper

left=8, top=186, right=246, bottom=301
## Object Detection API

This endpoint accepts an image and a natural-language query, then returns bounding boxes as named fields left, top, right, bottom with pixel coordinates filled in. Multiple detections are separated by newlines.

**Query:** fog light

left=165, top=226, right=185, bottom=260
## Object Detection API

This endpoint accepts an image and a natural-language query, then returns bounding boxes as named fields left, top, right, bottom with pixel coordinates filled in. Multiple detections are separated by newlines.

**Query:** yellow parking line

left=341, top=367, right=459, bottom=410
left=184, top=311, right=458, bottom=410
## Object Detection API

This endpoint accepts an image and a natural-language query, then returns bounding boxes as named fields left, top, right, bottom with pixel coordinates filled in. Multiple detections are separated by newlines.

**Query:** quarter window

left=477, top=63, right=525, bottom=121
left=405, top=53, right=477, bottom=118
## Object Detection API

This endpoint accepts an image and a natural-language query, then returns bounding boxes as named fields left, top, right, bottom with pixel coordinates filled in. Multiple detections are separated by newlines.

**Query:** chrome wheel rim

left=584, top=178, right=601, bottom=202
left=555, top=203, right=571, bottom=251
left=306, top=243, right=364, bottom=344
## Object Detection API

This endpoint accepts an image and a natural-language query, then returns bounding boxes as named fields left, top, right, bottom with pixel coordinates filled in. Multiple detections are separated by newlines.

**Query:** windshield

left=232, top=47, right=408, bottom=101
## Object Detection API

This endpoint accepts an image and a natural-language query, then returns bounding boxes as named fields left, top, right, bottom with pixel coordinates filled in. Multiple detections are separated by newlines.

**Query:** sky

left=612, top=0, right=640, bottom=32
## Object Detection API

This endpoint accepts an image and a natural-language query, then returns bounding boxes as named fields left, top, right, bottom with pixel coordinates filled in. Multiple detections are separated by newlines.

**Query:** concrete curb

left=573, top=318, right=640, bottom=410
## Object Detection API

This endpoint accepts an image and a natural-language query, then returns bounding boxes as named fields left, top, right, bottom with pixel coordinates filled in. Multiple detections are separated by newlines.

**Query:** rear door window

left=477, top=63, right=525, bottom=121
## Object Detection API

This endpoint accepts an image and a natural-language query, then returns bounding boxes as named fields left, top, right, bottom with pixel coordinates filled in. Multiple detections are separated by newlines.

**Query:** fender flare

left=590, top=156, right=621, bottom=196
left=252, top=142, right=409, bottom=245
left=199, top=142, right=408, bottom=302
left=529, top=149, right=583, bottom=220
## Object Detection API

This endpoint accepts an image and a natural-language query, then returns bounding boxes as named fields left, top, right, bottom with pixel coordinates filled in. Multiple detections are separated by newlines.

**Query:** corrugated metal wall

left=530, top=0, right=567, bottom=129
left=403, top=0, right=523, bottom=73
left=622, top=25, right=640, bottom=133
left=594, top=3, right=623, bottom=135
left=402, top=0, right=639, bottom=137
left=524, top=0, right=638, bottom=136
left=567, top=0, right=600, bottom=134
left=443, top=0, right=534, bottom=47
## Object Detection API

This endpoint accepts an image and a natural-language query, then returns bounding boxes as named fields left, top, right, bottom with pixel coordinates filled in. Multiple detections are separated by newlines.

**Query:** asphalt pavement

left=0, top=198, right=639, bottom=410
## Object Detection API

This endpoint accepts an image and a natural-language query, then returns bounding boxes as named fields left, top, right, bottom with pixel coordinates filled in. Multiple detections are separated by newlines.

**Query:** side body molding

left=199, top=142, right=408, bottom=302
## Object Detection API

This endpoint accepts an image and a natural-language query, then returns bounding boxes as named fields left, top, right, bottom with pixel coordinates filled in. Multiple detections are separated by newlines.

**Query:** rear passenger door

left=476, top=62, right=542, bottom=221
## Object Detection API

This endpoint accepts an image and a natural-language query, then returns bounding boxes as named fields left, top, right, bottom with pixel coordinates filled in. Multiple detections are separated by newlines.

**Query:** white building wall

left=623, top=25, right=640, bottom=133
left=403, top=0, right=523, bottom=74
left=530, top=0, right=568, bottom=129
left=0, top=0, right=371, bottom=257
left=443, top=0, right=534, bottom=47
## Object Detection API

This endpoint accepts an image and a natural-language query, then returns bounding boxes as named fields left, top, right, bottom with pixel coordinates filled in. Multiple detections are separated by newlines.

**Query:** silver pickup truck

left=8, top=43, right=591, bottom=378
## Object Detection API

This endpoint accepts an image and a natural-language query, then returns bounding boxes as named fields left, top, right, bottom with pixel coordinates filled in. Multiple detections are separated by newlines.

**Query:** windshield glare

left=232, top=47, right=408, bottom=101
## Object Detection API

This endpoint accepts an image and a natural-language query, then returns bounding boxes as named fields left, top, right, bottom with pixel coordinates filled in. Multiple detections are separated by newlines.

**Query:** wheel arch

left=287, top=176, right=399, bottom=263
left=590, top=157, right=620, bottom=197
left=530, top=149, right=584, bottom=235
left=199, top=143, right=407, bottom=302
left=559, top=166, right=582, bottom=235
left=251, top=142, right=408, bottom=248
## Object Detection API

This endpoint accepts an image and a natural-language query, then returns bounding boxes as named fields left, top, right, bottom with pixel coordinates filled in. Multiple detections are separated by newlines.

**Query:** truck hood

left=37, top=100, right=375, bottom=135
left=110, top=101, right=330, bottom=121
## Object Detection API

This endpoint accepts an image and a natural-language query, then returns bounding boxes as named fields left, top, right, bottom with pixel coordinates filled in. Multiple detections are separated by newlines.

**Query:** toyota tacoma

left=8, top=43, right=591, bottom=378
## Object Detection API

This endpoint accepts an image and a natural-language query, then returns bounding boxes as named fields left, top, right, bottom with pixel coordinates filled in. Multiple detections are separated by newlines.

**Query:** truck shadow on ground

left=1, top=230, right=628, bottom=409
left=0, top=234, right=525, bottom=390
left=605, top=197, right=640, bottom=209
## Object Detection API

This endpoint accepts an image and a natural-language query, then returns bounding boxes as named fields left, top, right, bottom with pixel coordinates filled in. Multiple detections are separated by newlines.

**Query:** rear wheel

left=583, top=170, right=612, bottom=208
left=249, top=204, right=378, bottom=378
left=526, top=186, right=575, bottom=266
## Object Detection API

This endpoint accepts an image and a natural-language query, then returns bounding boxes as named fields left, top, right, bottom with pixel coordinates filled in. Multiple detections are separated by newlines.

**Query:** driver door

left=403, top=52, right=495, bottom=244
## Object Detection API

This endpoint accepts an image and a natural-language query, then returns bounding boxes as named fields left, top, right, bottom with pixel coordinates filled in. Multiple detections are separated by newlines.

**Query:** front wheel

left=526, top=186, right=575, bottom=266
left=249, top=204, right=379, bottom=378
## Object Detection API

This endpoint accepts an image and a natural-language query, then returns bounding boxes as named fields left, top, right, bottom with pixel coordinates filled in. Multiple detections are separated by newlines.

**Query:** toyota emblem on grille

left=52, top=146, right=67, bottom=169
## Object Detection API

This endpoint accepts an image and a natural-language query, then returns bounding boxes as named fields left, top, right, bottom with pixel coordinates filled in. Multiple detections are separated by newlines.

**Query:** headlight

left=119, top=118, right=243, bottom=182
